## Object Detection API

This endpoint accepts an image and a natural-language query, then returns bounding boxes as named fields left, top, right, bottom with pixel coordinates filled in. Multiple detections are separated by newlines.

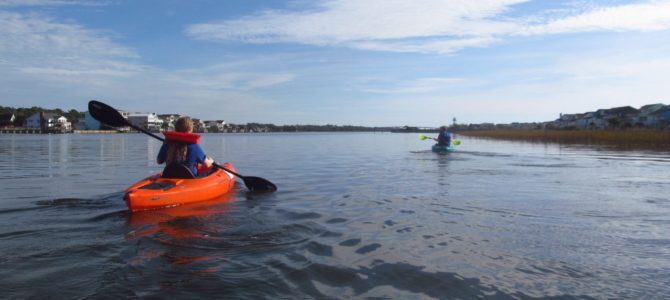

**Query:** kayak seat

left=161, top=163, right=196, bottom=179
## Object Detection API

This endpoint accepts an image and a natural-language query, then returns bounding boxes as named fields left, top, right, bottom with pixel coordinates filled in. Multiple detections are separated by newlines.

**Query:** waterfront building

left=25, top=112, right=53, bottom=129
left=24, top=112, right=71, bottom=131
left=636, top=104, right=670, bottom=128
left=127, top=112, right=163, bottom=132
left=204, top=120, right=226, bottom=132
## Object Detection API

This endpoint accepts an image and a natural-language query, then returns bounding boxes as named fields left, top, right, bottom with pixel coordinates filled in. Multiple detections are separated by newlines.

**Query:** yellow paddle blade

left=419, top=134, right=429, bottom=140
left=453, top=139, right=461, bottom=145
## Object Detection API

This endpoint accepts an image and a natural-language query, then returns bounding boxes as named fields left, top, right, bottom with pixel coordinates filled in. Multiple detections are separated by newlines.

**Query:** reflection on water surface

left=0, top=133, right=668, bottom=299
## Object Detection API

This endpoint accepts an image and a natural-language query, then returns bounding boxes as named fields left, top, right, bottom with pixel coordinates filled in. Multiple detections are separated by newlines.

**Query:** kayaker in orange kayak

left=157, top=116, right=214, bottom=177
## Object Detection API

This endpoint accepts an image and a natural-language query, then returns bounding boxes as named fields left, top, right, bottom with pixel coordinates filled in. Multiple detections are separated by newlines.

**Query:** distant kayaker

left=435, top=126, right=452, bottom=146
left=157, top=116, right=214, bottom=177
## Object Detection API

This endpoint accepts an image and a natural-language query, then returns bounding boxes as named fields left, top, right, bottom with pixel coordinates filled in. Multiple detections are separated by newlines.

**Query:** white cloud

left=187, top=0, right=670, bottom=54
left=187, top=0, right=526, bottom=53
left=0, top=11, right=137, bottom=67
left=524, top=0, right=670, bottom=34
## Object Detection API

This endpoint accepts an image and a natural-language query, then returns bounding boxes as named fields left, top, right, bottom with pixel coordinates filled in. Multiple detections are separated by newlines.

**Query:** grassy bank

left=458, top=129, right=670, bottom=148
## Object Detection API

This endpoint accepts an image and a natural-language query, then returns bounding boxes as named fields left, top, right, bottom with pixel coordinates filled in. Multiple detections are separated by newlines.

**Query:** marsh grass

left=458, top=129, right=670, bottom=149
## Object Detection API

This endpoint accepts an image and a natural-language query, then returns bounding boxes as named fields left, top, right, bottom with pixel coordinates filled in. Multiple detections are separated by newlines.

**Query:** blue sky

left=1, top=0, right=669, bottom=126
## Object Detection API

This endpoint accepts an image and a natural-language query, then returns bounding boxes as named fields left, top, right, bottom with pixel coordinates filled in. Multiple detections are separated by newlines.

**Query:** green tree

left=63, top=109, right=82, bottom=124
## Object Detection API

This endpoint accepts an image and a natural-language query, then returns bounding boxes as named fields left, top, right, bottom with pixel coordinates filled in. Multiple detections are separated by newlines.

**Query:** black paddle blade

left=242, top=176, right=278, bottom=192
left=88, top=100, right=129, bottom=127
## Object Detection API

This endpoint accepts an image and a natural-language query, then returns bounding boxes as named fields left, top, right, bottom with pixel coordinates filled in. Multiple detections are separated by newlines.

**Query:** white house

left=127, top=112, right=163, bottom=132
left=204, top=120, right=226, bottom=132
left=54, top=116, right=71, bottom=131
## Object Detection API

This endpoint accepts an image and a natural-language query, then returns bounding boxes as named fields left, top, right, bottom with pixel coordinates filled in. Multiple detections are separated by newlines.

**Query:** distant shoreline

left=4, top=128, right=669, bottom=149
left=458, top=129, right=670, bottom=148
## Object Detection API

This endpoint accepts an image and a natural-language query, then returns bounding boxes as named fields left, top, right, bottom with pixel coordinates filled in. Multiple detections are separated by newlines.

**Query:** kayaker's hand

left=204, top=156, right=214, bottom=167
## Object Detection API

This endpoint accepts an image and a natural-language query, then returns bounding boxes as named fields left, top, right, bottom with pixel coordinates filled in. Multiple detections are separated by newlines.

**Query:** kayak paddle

left=419, top=134, right=461, bottom=145
left=419, top=134, right=433, bottom=141
left=88, top=100, right=277, bottom=192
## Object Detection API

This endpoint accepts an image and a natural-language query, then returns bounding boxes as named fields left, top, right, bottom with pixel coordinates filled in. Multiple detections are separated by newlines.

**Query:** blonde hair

left=166, top=116, right=193, bottom=165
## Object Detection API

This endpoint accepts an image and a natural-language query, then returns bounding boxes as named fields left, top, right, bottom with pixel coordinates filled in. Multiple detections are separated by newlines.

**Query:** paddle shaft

left=420, top=134, right=459, bottom=144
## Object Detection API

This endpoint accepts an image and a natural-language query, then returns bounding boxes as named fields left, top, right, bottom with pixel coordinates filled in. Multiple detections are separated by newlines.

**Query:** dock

left=0, top=128, right=49, bottom=134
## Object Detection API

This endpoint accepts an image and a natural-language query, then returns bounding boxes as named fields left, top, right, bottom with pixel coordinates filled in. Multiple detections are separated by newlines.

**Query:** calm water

left=1, top=133, right=668, bottom=299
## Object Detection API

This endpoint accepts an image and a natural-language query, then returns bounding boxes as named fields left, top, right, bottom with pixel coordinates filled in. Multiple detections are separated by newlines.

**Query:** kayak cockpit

left=138, top=181, right=178, bottom=191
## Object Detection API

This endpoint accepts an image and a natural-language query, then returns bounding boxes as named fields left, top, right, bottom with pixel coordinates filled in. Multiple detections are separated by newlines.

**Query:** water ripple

left=2, top=133, right=670, bottom=299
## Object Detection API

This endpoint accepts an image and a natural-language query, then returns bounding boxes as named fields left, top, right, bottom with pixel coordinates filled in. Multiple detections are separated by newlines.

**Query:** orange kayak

left=124, top=163, right=236, bottom=212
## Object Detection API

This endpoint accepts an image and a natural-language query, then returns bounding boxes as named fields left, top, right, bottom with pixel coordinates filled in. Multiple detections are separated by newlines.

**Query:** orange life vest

left=163, top=131, right=200, bottom=144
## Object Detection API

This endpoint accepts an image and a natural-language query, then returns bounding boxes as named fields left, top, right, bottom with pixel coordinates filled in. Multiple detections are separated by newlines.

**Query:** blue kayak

left=432, top=144, right=454, bottom=153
